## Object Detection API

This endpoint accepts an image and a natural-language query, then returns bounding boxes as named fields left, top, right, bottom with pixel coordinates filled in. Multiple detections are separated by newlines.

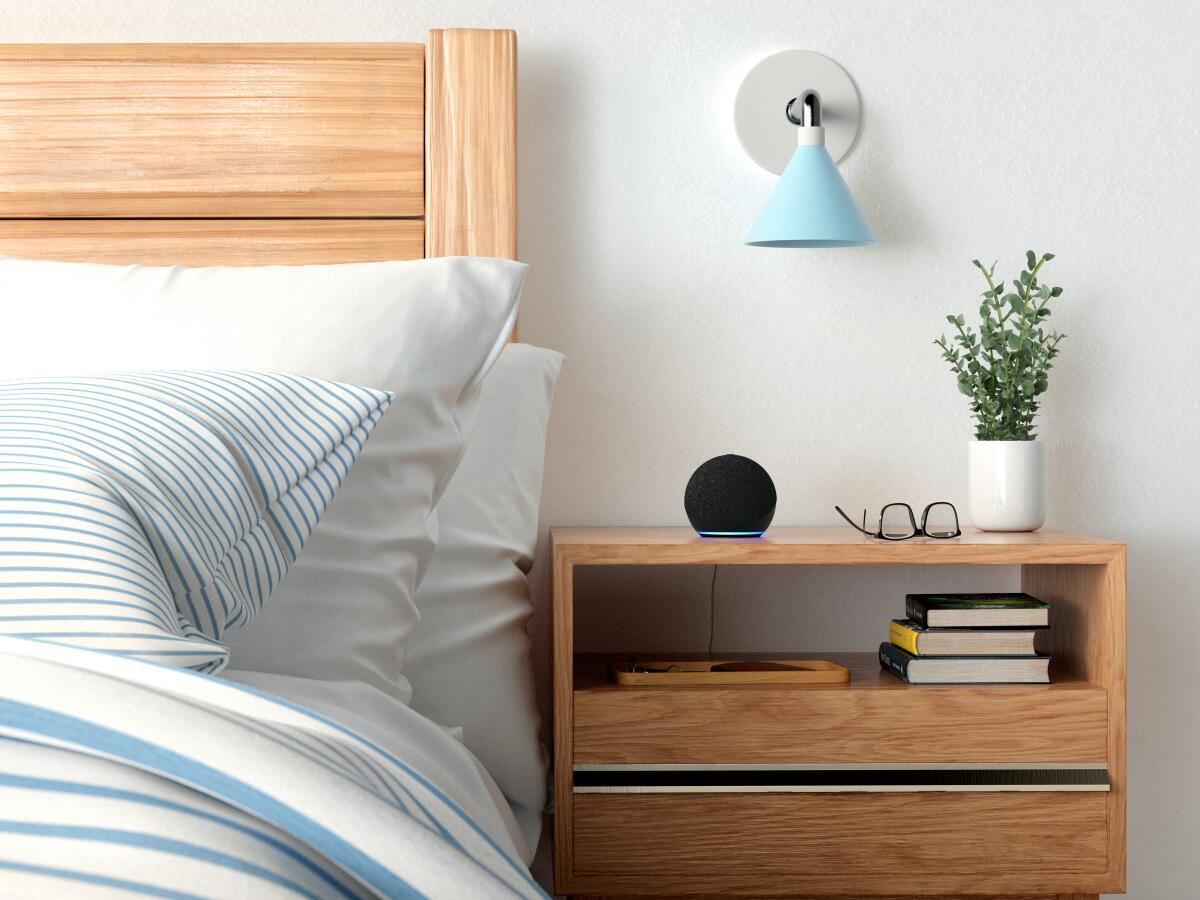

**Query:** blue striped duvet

left=0, top=636, right=547, bottom=898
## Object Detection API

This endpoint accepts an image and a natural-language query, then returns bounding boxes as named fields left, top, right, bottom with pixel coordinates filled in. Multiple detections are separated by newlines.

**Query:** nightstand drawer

left=574, top=659, right=1108, bottom=764
left=571, top=792, right=1113, bottom=893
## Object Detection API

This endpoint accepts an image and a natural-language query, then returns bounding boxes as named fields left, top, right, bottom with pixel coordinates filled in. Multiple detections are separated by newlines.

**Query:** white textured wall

left=4, top=2, right=1198, bottom=895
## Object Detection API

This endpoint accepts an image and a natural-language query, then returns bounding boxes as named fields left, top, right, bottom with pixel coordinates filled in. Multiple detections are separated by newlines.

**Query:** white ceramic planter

left=968, top=440, right=1046, bottom=532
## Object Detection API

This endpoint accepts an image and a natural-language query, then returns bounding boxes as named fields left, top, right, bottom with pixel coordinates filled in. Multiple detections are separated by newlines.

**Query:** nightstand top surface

left=551, top=526, right=1123, bottom=565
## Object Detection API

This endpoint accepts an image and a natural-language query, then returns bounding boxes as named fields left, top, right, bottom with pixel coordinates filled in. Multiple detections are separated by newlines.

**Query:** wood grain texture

left=0, top=218, right=422, bottom=266
left=552, top=532, right=576, bottom=896
left=554, top=528, right=1127, bottom=897
left=1025, top=558, right=1127, bottom=894
left=425, top=29, right=517, bottom=259
left=572, top=895, right=1071, bottom=900
left=551, top=526, right=1123, bottom=566
left=573, top=896, right=1071, bottom=900
left=609, top=657, right=850, bottom=686
left=0, top=34, right=520, bottom=269
left=0, top=43, right=423, bottom=218
left=570, top=793, right=1111, bottom=896
left=574, top=653, right=1108, bottom=764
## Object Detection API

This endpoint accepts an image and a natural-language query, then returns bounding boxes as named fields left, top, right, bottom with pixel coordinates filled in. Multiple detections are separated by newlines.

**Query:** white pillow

left=405, top=343, right=564, bottom=824
left=0, top=371, right=389, bottom=672
left=0, top=254, right=524, bottom=702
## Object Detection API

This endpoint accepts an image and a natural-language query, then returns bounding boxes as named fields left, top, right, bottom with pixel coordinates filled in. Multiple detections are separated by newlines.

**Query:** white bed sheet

left=221, top=668, right=537, bottom=865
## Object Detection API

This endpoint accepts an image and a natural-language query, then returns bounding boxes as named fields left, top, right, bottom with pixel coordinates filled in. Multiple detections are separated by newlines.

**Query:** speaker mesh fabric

left=684, top=454, right=777, bottom=536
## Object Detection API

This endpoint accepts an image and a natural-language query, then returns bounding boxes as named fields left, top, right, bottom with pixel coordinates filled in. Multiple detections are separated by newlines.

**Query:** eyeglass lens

left=880, top=503, right=917, bottom=539
left=923, top=502, right=959, bottom=538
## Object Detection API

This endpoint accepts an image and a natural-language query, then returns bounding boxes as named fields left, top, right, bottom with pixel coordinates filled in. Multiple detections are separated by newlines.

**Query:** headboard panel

left=0, top=218, right=423, bottom=267
left=425, top=29, right=517, bottom=259
left=0, top=30, right=515, bottom=266
left=0, top=43, right=424, bottom=219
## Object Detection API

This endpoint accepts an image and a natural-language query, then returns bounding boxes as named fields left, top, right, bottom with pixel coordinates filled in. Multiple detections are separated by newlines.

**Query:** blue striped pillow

left=0, top=371, right=391, bottom=672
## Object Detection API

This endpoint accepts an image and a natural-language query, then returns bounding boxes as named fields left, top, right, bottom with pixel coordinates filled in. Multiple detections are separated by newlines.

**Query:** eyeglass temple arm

left=834, top=505, right=874, bottom=536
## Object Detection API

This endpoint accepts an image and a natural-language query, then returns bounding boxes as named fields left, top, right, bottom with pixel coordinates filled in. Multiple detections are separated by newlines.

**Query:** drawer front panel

left=573, top=684, right=1108, bottom=763
left=572, top=792, right=1109, bottom=891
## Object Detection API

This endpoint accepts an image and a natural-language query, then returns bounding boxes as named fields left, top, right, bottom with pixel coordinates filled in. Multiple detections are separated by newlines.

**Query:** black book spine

left=904, top=596, right=929, bottom=627
left=878, top=642, right=912, bottom=683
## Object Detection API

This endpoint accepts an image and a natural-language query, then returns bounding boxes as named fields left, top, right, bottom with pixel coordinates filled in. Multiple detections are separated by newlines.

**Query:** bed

left=0, top=32, right=555, bottom=899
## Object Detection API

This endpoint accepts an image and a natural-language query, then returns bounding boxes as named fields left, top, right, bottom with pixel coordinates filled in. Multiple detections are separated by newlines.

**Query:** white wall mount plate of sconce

left=734, top=50, right=863, bottom=174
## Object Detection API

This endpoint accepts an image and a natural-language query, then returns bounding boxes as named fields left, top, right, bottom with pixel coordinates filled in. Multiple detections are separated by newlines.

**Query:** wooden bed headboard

left=0, top=30, right=516, bottom=266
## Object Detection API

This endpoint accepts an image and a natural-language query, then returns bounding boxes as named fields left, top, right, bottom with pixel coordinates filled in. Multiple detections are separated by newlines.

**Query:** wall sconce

left=735, top=50, right=876, bottom=248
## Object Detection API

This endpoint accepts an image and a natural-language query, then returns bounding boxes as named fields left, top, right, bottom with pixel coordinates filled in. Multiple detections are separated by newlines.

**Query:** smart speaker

left=684, top=454, right=777, bottom=537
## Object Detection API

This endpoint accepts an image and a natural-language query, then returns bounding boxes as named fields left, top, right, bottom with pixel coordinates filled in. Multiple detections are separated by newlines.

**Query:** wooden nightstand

left=551, top=526, right=1126, bottom=900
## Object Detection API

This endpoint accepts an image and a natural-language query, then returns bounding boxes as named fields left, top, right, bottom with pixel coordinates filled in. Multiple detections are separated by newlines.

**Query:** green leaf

left=941, top=253, right=1065, bottom=434
left=1044, top=252, right=1055, bottom=261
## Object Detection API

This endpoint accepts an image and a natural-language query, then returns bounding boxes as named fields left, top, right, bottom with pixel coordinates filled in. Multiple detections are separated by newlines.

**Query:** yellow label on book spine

left=888, top=620, right=921, bottom=655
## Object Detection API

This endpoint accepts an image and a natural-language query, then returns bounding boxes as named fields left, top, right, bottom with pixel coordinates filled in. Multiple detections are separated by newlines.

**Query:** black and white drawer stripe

left=572, top=762, right=1110, bottom=793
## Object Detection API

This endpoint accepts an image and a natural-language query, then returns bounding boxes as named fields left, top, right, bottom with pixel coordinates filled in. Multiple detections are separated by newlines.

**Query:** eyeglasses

left=835, top=502, right=961, bottom=541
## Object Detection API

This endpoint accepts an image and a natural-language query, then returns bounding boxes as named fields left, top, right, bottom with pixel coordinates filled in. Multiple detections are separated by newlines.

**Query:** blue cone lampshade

left=745, top=144, right=877, bottom=247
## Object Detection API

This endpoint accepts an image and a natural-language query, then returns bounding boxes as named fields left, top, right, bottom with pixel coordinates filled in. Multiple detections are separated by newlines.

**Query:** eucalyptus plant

left=935, top=251, right=1064, bottom=441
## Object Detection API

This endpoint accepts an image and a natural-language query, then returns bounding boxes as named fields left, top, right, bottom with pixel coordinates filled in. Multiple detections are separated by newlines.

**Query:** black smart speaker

left=684, top=454, right=777, bottom=537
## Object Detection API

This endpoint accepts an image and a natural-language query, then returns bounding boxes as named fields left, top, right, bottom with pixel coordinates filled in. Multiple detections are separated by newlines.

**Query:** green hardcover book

left=905, top=592, right=1049, bottom=629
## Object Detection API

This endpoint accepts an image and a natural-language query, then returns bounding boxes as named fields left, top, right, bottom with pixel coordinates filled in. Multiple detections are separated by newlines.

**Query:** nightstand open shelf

left=552, top=527, right=1126, bottom=900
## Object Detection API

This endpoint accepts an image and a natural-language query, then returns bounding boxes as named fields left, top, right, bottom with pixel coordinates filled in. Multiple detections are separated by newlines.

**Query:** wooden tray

left=610, top=658, right=851, bottom=686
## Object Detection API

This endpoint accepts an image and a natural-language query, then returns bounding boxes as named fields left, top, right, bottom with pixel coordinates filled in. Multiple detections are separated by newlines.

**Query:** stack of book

left=879, top=592, right=1051, bottom=684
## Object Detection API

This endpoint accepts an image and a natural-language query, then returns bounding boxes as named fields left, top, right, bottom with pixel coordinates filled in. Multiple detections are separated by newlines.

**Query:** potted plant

left=935, top=251, right=1065, bottom=531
